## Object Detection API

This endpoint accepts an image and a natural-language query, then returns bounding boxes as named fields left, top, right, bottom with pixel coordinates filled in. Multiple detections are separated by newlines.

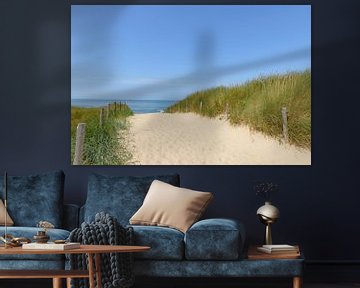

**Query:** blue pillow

left=84, top=173, right=180, bottom=225
left=0, top=170, right=64, bottom=227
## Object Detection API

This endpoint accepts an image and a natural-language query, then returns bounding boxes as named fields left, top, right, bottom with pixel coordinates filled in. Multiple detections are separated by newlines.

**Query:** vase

left=33, top=230, right=50, bottom=243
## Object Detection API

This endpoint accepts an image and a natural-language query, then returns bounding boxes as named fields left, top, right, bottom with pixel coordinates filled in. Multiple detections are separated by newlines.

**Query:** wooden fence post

left=73, top=123, right=86, bottom=165
left=225, top=103, right=229, bottom=117
left=114, top=102, right=117, bottom=113
left=200, top=101, right=203, bottom=112
left=281, top=107, right=289, bottom=143
left=100, top=108, right=105, bottom=127
left=107, top=104, right=111, bottom=117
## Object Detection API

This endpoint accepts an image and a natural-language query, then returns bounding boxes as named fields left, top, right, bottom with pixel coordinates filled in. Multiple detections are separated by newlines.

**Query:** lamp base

left=265, top=223, right=272, bottom=245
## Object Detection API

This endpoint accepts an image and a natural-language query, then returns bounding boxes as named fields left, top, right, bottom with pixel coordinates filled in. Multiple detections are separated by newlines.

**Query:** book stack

left=22, top=242, right=81, bottom=250
left=257, top=244, right=299, bottom=254
left=248, top=244, right=300, bottom=260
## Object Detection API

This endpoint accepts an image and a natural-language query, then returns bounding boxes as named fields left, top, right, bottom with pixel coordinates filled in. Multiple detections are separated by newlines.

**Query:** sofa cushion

left=0, top=171, right=64, bottom=227
left=84, top=174, right=180, bottom=225
left=184, top=218, right=245, bottom=260
left=0, top=227, right=70, bottom=261
left=0, top=199, right=14, bottom=226
left=130, top=225, right=184, bottom=260
left=130, top=180, right=213, bottom=233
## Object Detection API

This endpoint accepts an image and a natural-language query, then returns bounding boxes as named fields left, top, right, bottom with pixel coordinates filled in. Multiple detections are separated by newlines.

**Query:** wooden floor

left=0, top=279, right=360, bottom=288
left=1, top=280, right=360, bottom=288
left=306, top=285, right=360, bottom=288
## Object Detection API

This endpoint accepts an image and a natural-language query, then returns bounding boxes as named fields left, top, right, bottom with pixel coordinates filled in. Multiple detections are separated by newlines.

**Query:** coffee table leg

left=88, top=253, right=95, bottom=288
left=52, top=278, right=62, bottom=288
left=293, top=276, right=302, bottom=288
left=95, top=253, right=102, bottom=288
left=66, top=277, right=72, bottom=288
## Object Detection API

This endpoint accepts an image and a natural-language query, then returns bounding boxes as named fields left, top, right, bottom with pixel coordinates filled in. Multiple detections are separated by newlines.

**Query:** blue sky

left=71, top=5, right=311, bottom=101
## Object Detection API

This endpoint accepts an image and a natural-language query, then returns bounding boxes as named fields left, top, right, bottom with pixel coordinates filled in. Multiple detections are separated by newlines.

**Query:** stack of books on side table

left=248, top=244, right=300, bottom=259
left=22, top=242, right=80, bottom=250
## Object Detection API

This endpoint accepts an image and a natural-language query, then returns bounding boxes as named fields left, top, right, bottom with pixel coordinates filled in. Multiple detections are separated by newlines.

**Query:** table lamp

left=256, top=201, right=280, bottom=245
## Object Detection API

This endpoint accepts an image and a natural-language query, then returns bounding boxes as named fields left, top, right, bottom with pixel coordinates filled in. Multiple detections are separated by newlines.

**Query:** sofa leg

left=53, top=278, right=62, bottom=288
left=293, top=276, right=302, bottom=288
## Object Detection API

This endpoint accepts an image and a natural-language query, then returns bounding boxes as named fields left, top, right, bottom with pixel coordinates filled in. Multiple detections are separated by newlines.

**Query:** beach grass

left=165, top=70, right=311, bottom=148
left=71, top=103, right=133, bottom=165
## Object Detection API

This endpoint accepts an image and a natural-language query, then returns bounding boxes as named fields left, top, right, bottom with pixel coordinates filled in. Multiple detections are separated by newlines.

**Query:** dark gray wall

left=0, top=0, right=359, bottom=264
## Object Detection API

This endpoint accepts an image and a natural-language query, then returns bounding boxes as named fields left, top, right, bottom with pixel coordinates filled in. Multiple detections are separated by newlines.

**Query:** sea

left=71, top=99, right=177, bottom=114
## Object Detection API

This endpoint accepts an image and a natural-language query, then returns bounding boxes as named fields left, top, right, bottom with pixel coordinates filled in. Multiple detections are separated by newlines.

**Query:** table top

left=0, top=245, right=150, bottom=255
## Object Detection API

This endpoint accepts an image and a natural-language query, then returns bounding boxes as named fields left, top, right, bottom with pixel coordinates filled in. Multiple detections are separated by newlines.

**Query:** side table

left=247, top=245, right=304, bottom=288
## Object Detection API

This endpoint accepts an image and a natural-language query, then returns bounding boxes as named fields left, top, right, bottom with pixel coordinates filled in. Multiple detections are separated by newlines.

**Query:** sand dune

left=127, top=113, right=311, bottom=165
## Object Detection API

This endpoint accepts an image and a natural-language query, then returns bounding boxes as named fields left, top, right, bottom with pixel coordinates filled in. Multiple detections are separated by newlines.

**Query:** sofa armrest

left=184, top=218, right=245, bottom=260
left=63, top=204, right=80, bottom=231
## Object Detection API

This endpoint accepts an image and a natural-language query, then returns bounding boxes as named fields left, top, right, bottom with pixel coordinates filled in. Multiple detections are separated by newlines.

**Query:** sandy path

left=127, top=113, right=311, bottom=165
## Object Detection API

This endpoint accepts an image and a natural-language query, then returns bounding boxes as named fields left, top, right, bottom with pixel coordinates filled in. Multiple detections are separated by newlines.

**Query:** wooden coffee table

left=0, top=244, right=150, bottom=288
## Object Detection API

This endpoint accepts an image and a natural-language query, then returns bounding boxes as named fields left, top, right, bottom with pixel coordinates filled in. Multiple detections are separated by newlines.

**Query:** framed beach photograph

left=71, top=5, right=311, bottom=165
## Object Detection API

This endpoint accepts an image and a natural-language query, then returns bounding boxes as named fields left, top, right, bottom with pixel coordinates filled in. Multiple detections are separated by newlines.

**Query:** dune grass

left=71, top=103, right=133, bottom=165
left=165, top=70, right=311, bottom=148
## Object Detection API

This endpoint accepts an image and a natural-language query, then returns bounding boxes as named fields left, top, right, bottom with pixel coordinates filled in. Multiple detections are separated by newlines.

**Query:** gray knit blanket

left=68, top=212, right=134, bottom=288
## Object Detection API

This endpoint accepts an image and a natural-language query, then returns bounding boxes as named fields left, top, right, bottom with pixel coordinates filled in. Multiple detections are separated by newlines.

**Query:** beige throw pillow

left=0, top=199, right=14, bottom=226
left=130, top=180, right=213, bottom=233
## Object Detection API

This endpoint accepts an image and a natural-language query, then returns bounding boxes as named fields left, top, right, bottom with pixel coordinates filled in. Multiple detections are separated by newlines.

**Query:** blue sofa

left=81, top=173, right=304, bottom=283
left=0, top=171, right=78, bottom=270
left=0, top=171, right=303, bottom=287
